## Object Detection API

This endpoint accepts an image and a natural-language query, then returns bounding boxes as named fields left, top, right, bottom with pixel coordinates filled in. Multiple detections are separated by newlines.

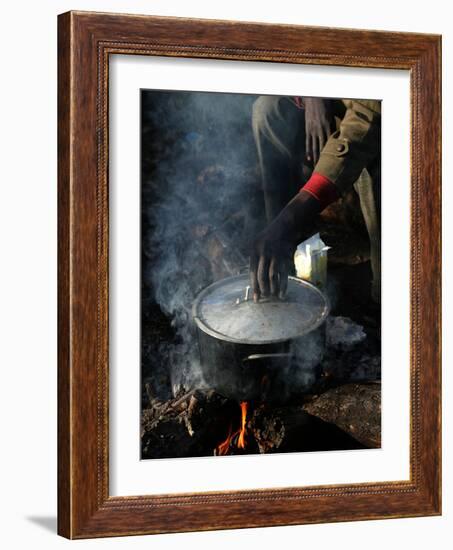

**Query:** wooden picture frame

left=58, top=10, right=441, bottom=539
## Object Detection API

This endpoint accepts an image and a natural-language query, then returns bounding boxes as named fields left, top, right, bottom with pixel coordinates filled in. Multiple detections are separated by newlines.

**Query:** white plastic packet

left=294, top=233, right=330, bottom=287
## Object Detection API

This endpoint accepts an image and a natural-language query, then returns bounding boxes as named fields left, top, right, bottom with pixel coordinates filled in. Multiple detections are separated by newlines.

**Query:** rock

left=303, top=383, right=381, bottom=448
left=250, top=404, right=366, bottom=454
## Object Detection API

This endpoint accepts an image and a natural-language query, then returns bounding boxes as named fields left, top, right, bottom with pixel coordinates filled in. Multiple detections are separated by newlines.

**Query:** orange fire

left=216, top=401, right=248, bottom=455
left=216, top=424, right=233, bottom=456
left=237, top=401, right=248, bottom=449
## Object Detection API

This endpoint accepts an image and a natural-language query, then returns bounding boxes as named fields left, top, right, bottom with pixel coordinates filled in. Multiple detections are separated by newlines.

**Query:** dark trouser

left=252, top=95, right=381, bottom=302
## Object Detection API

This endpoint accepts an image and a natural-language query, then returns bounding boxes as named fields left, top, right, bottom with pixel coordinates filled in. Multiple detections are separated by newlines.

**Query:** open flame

left=216, top=401, right=248, bottom=455
left=237, top=401, right=247, bottom=449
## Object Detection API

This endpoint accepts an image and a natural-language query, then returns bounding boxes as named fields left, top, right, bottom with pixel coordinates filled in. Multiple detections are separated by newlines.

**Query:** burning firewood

left=141, top=388, right=238, bottom=459
left=214, top=401, right=254, bottom=456
left=141, top=383, right=374, bottom=459
left=184, top=389, right=233, bottom=437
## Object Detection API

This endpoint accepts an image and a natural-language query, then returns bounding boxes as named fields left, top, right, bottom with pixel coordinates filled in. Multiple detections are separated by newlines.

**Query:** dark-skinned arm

left=250, top=99, right=381, bottom=301
left=250, top=187, right=326, bottom=301
left=303, top=97, right=335, bottom=165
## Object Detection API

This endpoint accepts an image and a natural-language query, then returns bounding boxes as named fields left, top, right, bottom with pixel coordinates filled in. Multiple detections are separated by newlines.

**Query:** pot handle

left=242, top=353, right=292, bottom=364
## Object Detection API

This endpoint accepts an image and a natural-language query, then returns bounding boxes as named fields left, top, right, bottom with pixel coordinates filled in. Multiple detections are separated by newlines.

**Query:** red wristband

left=301, top=173, right=339, bottom=210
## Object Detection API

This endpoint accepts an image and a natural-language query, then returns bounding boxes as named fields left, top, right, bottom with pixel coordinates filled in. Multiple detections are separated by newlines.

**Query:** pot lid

left=192, top=274, right=329, bottom=345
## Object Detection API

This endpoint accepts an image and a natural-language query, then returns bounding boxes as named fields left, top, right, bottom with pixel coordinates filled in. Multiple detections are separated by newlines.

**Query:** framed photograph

left=58, top=11, right=441, bottom=538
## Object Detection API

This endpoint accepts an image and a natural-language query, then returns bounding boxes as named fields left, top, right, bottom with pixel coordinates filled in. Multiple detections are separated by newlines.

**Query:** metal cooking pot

left=192, top=274, right=330, bottom=402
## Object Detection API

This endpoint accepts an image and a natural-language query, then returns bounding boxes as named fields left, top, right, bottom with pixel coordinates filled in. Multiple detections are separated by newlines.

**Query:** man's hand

left=304, top=98, right=335, bottom=165
left=249, top=191, right=321, bottom=302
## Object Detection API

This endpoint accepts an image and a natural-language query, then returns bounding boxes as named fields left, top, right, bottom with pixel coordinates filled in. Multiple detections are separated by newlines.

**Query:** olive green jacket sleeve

left=314, top=99, right=381, bottom=194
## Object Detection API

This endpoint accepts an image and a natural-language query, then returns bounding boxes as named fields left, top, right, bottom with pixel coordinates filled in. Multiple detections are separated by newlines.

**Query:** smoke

left=141, top=90, right=262, bottom=398
left=141, top=91, right=345, bottom=402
